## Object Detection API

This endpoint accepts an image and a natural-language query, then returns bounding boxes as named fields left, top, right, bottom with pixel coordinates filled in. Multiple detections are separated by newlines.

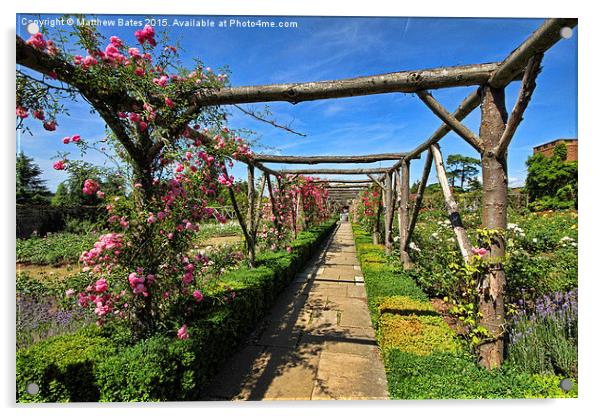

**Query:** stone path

left=204, top=222, right=388, bottom=401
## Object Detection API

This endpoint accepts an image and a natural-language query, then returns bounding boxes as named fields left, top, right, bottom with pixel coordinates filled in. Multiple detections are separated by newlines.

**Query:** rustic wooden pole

left=398, top=161, right=411, bottom=267
left=223, top=166, right=255, bottom=266
left=406, top=150, right=433, bottom=246
left=247, top=163, right=256, bottom=238
left=367, top=174, right=386, bottom=191
left=278, top=167, right=389, bottom=175
left=253, top=153, right=409, bottom=164
left=416, top=90, right=483, bottom=153
left=430, top=144, right=472, bottom=262
left=384, top=172, right=394, bottom=254
left=477, top=85, right=509, bottom=370
left=253, top=173, right=268, bottom=236
left=495, top=54, right=543, bottom=157
left=373, top=189, right=383, bottom=245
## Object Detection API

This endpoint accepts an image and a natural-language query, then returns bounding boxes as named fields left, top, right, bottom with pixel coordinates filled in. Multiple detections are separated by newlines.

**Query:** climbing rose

left=83, top=179, right=100, bottom=195
left=43, top=120, right=57, bottom=131
left=26, top=32, right=46, bottom=50
left=53, top=160, right=66, bottom=170
left=33, top=109, right=45, bottom=120
left=472, top=247, right=487, bottom=257
left=193, top=290, right=203, bottom=302
left=71, top=134, right=81, bottom=143
left=16, top=106, right=28, bottom=118
left=177, top=324, right=189, bottom=340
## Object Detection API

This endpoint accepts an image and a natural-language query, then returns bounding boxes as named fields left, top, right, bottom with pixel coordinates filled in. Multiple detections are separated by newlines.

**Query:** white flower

left=393, top=236, right=400, bottom=242
left=409, top=242, right=421, bottom=252
left=532, top=238, right=538, bottom=243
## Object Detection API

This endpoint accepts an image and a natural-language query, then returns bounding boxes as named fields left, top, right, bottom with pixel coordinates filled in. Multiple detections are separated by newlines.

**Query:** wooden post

left=384, top=171, right=394, bottom=254
left=253, top=173, right=267, bottom=236
left=407, top=150, right=433, bottom=247
left=373, top=189, right=383, bottom=245
left=431, top=144, right=472, bottom=262
left=477, top=85, right=509, bottom=370
left=397, top=162, right=411, bottom=267
left=223, top=166, right=255, bottom=267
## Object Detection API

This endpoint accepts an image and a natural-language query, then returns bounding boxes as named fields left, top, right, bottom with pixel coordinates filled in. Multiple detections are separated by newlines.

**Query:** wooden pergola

left=217, top=18, right=576, bottom=369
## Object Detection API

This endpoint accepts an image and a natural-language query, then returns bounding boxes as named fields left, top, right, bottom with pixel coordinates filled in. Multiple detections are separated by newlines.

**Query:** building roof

left=533, top=138, right=578, bottom=148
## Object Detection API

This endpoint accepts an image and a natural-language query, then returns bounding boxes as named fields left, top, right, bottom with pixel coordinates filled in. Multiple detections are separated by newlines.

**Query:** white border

left=3, top=1, right=599, bottom=415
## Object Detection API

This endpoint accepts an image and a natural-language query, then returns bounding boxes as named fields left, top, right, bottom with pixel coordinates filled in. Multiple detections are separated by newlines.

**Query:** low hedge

left=352, top=226, right=577, bottom=399
left=17, top=219, right=337, bottom=402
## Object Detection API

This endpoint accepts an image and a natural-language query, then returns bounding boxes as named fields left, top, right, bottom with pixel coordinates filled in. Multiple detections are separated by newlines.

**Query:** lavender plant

left=507, top=290, right=578, bottom=378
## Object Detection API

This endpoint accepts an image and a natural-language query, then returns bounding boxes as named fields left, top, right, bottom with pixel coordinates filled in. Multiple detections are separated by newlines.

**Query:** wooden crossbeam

left=489, top=18, right=577, bottom=88
left=494, top=54, right=544, bottom=157
left=253, top=153, right=408, bottom=164
left=416, top=90, right=483, bottom=153
left=313, top=179, right=373, bottom=184
left=190, top=63, right=502, bottom=107
left=278, top=168, right=390, bottom=175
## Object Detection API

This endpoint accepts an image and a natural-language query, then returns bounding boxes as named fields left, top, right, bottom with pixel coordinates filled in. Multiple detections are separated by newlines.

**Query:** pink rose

left=177, top=324, right=189, bottom=340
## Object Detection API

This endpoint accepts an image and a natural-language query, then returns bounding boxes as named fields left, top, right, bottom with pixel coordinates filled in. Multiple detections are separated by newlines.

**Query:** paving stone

left=206, top=222, right=388, bottom=401
left=312, top=351, right=388, bottom=400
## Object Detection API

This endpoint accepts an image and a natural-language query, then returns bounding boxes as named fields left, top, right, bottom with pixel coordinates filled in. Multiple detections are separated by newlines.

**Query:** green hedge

left=352, top=226, right=577, bottom=399
left=17, top=220, right=337, bottom=402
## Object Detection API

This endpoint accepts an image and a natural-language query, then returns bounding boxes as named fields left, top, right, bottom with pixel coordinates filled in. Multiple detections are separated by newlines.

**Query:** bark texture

left=478, top=85, right=509, bottom=369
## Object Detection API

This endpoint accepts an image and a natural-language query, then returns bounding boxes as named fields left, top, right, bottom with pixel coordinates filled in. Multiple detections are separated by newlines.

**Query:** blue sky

left=16, top=14, right=577, bottom=191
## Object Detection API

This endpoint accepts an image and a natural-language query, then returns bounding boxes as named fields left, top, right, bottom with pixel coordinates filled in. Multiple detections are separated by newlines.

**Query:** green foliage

left=526, top=148, right=577, bottom=211
left=16, top=326, right=116, bottom=402
left=384, top=351, right=576, bottom=399
left=16, top=151, right=52, bottom=205
left=17, top=232, right=99, bottom=265
left=96, top=336, right=200, bottom=401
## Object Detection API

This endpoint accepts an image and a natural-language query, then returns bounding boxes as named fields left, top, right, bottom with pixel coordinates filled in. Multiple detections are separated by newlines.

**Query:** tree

left=51, top=162, right=125, bottom=207
left=525, top=144, right=577, bottom=211
left=446, top=154, right=481, bottom=190
left=16, top=151, right=51, bottom=204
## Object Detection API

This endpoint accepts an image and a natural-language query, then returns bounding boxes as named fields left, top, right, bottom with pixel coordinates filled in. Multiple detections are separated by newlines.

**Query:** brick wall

left=533, top=139, right=578, bottom=161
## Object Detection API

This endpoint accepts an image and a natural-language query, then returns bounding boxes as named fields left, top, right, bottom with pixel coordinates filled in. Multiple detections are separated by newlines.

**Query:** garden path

left=204, top=221, right=388, bottom=400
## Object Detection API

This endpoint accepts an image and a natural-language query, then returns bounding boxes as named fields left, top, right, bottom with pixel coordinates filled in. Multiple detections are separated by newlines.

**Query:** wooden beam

left=417, top=90, right=483, bottom=153
left=314, top=179, right=373, bottom=184
left=489, top=18, right=577, bottom=88
left=495, top=54, right=543, bottom=157
left=367, top=174, right=386, bottom=191
left=430, top=144, right=473, bottom=262
left=190, top=62, right=503, bottom=107
left=253, top=153, right=408, bottom=164
left=407, top=150, right=433, bottom=247
left=278, top=168, right=389, bottom=175
left=393, top=90, right=482, bottom=170
left=393, top=18, right=576, bottom=171
left=223, top=166, right=255, bottom=266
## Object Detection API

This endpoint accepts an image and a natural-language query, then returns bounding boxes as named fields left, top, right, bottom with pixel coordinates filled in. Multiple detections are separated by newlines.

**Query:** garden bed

left=16, top=219, right=337, bottom=402
left=352, top=225, right=576, bottom=399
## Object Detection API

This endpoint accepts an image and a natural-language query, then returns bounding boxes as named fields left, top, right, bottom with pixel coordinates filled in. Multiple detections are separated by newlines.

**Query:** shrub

left=385, top=350, right=576, bottom=399
left=16, top=326, right=116, bottom=402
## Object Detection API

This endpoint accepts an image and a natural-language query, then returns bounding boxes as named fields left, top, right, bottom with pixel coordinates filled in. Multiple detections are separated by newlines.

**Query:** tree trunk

left=477, top=85, right=508, bottom=369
